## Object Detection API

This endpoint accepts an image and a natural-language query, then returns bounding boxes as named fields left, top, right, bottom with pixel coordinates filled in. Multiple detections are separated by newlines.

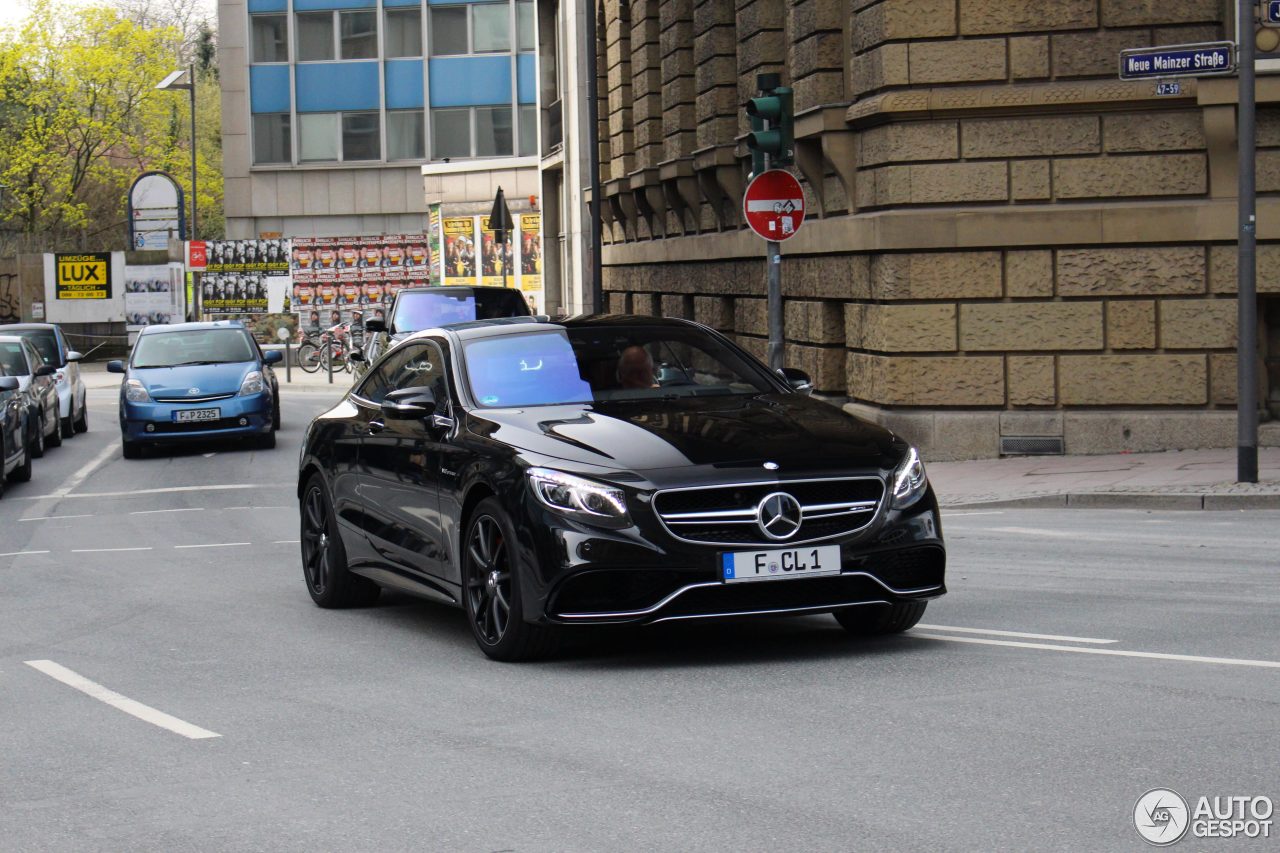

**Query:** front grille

left=653, top=477, right=885, bottom=546
left=151, top=393, right=236, bottom=403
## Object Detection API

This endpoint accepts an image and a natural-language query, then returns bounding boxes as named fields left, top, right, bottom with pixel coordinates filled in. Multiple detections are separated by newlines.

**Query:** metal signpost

left=1118, top=25, right=1255, bottom=482
left=742, top=170, right=805, bottom=372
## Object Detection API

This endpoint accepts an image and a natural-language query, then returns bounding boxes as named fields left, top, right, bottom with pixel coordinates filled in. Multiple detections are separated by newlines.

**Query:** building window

left=476, top=105, right=513, bottom=157
left=299, top=112, right=339, bottom=162
left=430, top=6, right=468, bottom=56
left=432, top=107, right=472, bottom=159
left=518, top=104, right=536, bottom=157
left=516, top=1, right=534, bottom=52
left=295, top=12, right=335, bottom=61
left=385, top=8, right=422, bottom=58
left=253, top=113, right=291, bottom=164
left=251, top=15, right=288, bottom=63
left=342, top=111, right=381, bottom=160
left=388, top=110, right=425, bottom=160
left=339, top=10, right=377, bottom=60
left=472, top=3, right=510, bottom=53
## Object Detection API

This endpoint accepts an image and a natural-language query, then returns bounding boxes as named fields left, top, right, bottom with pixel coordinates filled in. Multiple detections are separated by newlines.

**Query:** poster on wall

left=54, top=253, right=113, bottom=300
left=201, top=238, right=292, bottom=317
left=289, top=233, right=431, bottom=326
left=479, top=216, right=515, bottom=288
left=443, top=218, right=478, bottom=285
left=124, top=264, right=180, bottom=329
left=518, top=214, right=544, bottom=313
left=428, top=205, right=443, bottom=286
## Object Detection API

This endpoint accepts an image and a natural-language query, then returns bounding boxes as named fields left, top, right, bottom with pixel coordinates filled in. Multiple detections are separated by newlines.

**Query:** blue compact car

left=108, top=321, right=282, bottom=458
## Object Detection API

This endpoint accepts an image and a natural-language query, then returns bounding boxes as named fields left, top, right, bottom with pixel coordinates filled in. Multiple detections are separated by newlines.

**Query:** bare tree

left=114, top=0, right=213, bottom=60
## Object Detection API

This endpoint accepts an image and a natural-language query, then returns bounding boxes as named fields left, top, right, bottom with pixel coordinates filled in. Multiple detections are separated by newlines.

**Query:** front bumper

left=120, top=392, right=273, bottom=443
left=520, top=490, right=946, bottom=626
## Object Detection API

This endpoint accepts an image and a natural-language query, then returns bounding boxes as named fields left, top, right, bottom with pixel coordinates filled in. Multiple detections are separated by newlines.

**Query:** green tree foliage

left=0, top=0, right=223, bottom=254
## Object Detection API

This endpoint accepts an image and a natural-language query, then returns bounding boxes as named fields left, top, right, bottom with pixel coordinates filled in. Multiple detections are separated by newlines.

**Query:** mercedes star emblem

left=757, top=492, right=802, bottom=540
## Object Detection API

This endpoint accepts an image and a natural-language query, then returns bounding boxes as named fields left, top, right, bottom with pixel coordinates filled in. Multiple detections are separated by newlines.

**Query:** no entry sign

left=743, top=169, right=805, bottom=242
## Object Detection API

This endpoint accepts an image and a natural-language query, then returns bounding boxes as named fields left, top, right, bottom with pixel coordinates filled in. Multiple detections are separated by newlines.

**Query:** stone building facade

left=567, top=0, right=1280, bottom=459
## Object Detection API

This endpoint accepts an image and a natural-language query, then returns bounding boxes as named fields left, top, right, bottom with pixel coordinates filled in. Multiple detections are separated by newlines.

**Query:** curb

left=945, top=493, right=1280, bottom=511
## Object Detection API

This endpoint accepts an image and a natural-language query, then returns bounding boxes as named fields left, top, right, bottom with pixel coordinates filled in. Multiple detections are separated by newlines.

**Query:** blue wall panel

left=428, top=57, right=511, bottom=107
left=384, top=0, right=423, bottom=6
left=296, top=62, right=381, bottom=112
left=250, top=65, right=291, bottom=114
left=516, top=53, right=536, bottom=104
left=293, top=0, right=375, bottom=10
left=385, top=60, right=425, bottom=109
left=248, top=0, right=287, bottom=12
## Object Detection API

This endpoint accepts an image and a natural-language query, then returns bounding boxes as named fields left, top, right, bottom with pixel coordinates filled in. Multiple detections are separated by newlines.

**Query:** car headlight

left=239, top=371, right=264, bottom=396
left=527, top=467, right=631, bottom=527
left=890, top=446, right=928, bottom=509
left=124, top=379, right=150, bottom=403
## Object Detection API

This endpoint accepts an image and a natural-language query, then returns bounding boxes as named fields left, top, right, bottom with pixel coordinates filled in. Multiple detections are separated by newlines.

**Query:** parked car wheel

left=833, top=601, right=927, bottom=636
left=8, top=441, right=31, bottom=483
left=462, top=498, right=560, bottom=662
left=271, top=395, right=281, bottom=431
left=300, top=474, right=379, bottom=608
left=30, top=416, right=45, bottom=459
left=258, top=430, right=276, bottom=450
left=46, top=415, right=62, bottom=448
left=121, top=439, right=142, bottom=460
left=60, top=414, right=74, bottom=439
left=74, top=403, right=88, bottom=433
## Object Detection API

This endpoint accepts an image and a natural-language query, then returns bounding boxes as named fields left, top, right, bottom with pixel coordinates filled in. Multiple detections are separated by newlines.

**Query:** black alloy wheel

left=462, top=498, right=559, bottom=662
left=300, top=474, right=378, bottom=608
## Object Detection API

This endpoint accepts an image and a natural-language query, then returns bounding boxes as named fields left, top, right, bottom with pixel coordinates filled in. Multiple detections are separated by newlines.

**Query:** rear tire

left=297, top=342, right=321, bottom=374
left=300, top=474, right=380, bottom=608
left=462, top=497, right=560, bottom=662
left=834, top=601, right=927, bottom=636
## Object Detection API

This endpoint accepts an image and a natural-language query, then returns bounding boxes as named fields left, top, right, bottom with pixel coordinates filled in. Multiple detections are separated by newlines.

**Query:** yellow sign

left=55, top=252, right=112, bottom=299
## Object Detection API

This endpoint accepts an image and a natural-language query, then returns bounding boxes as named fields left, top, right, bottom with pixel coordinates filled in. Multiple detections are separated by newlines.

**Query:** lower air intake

left=1000, top=436, right=1065, bottom=456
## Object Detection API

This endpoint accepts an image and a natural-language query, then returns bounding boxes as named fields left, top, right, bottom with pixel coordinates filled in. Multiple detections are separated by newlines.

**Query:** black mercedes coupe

left=297, top=315, right=945, bottom=660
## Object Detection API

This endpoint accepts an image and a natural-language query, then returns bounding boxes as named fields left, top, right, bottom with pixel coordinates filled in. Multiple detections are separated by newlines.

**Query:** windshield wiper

left=168, top=360, right=231, bottom=366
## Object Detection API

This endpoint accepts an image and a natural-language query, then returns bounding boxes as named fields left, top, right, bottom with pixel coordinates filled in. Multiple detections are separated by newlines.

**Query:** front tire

left=257, top=430, right=276, bottom=450
left=46, top=412, right=62, bottom=448
left=122, top=439, right=142, bottom=459
left=8, top=441, right=31, bottom=483
left=30, top=417, right=45, bottom=459
left=300, top=474, right=379, bottom=608
left=834, top=601, right=928, bottom=636
left=61, top=415, right=74, bottom=439
left=297, top=342, right=321, bottom=374
left=462, top=498, right=559, bottom=662
left=74, top=402, right=88, bottom=433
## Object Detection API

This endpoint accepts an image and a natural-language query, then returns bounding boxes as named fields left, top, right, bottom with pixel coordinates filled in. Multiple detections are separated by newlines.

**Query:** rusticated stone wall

left=593, top=0, right=1280, bottom=458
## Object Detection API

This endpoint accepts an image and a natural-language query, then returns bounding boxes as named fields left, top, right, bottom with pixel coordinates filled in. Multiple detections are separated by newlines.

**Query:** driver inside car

left=616, top=345, right=658, bottom=389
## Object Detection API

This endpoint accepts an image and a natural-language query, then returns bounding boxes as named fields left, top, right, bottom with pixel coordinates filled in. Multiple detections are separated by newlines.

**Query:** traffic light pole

left=1238, top=0, right=1259, bottom=483
left=767, top=239, right=783, bottom=371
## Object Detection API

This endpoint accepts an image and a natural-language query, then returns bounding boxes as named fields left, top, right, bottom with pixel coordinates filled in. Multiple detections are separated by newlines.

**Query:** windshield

left=0, top=342, right=31, bottom=377
left=13, top=330, right=61, bottom=367
left=132, top=329, right=257, bottom=369
left=462, top=325, right=775, bottom=408
left=392, top=289, right=530, bottom=333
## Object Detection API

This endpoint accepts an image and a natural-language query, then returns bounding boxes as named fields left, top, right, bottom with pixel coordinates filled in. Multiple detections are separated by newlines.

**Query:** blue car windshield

left=133, top=329, right=256, bottom=369
left=462, top=326, right=774, bottom=408
left=392, top=289, right=530, bottom=333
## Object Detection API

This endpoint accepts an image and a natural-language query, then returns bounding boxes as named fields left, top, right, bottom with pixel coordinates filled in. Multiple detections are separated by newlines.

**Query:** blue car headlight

left=124, top=379, right=150, bottom=403
left=239, top=370, right=264, bottom=396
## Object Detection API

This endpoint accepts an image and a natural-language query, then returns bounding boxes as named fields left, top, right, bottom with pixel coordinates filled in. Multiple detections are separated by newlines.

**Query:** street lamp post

left=155, top=65, right=198, bottom=242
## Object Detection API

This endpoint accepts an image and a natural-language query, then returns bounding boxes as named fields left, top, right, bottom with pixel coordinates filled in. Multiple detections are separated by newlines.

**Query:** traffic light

left=746, top=80, right=794, bottom=168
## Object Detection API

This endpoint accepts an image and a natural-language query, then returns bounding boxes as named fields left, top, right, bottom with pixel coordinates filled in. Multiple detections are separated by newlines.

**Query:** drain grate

left=1000, top=435, right=1065, bottom=456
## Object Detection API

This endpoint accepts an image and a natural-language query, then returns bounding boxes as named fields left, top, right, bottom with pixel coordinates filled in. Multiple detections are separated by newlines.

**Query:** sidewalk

left=80, top=361, right=353, bottom=394
left=929, top=447, right=1280, bottom=510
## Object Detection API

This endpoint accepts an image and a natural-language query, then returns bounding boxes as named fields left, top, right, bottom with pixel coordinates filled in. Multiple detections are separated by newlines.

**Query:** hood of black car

left=468, top=394, right=902, bottom=475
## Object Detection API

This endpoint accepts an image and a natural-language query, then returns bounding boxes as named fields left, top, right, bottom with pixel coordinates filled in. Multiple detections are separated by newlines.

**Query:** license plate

left=173, top=408, right=220, bottom=423
left=721, top=544, right=841, bottom=584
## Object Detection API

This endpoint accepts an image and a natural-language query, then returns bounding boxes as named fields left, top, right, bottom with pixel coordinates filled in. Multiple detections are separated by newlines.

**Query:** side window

left=356, top=342, right=447, bottom=405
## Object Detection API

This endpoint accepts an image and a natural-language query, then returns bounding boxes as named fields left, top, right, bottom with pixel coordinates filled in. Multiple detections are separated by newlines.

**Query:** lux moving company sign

left=54, top=252, right=113, bottom=299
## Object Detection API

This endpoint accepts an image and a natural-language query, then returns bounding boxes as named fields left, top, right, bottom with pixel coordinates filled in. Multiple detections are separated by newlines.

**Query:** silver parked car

left=3, top=323, right=88, bottom=438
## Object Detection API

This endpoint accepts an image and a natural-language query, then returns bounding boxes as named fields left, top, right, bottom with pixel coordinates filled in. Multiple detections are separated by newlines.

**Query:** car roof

left=137, top=320, right=245, bottom=335
left=394, top=285, right=523, bottom=297
left=1, top=323, right=58, bottom=333
left=0, top=335, right=33, bottom=344
left=405, top=314, right=700, bottom=344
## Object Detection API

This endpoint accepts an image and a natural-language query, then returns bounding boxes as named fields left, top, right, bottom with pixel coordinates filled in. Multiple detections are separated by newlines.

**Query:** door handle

left=367, top=420, right=386, bottom=435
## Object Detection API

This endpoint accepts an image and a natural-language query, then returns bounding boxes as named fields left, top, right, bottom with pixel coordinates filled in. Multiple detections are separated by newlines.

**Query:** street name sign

left=1119, top=42, right=1236, bottom=80
left=743, top=169, right=805, bottom=242
left=1264, top=1, right=1280, bottom=28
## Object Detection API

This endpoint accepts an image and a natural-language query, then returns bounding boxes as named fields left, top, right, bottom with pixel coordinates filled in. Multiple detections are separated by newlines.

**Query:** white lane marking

left=0, top=550, right=51, bottom=558
left=21, top=484, right=280, bottom=500
left=225, top=505, right=288, bottom=511
left=24, top=660, right=220, bottom=740
left=942, top=511, right=1005, bottom=517
left=131, top=508, right=203, bottom=515
left=916, top=624, right=1117, bottom=644
left=20, top=514, right=93, bottom=522
left=70, top=547, right=153, bottom=553
left=174, top=542, right=251, bottom=550
left=47, top=439, right=120, bottom=498
left=202, top=453, right=216, bottom=458
left=986, top=526, right=1074, bottom=538
left=912, top=634, right=1280, bottom=670
left=272, top=539, right=300, bottom=545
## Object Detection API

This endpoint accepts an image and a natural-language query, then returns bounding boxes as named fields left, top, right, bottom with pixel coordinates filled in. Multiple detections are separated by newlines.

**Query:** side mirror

left=262, top=350, right=283, bottom=365
left=363, top=319, right=386, bottom=334
left=106, top=360, right=126, bottom=374
left=348, top=349, right=366, bottom=363
left=35, top=364, right=56, bottom=378
left=66, top=351, right=83, bottom=362
left=381, top=386, right=436, bottom=420
left=778, top=367, right=813, bottom=395
left=0, top=377, right=17, bottom=392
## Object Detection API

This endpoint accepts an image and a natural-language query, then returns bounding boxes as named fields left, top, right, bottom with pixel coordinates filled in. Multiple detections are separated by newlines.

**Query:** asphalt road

left=1, top=385, right=1277, bottom=851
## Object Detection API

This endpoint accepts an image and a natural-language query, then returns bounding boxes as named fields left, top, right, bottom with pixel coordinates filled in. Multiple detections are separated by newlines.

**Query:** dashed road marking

left=24, top=660, right=220, bottom=740
left=131, top=507, right=203, bottom=515
left=174, top=542, right=252, bottom=550
left=21, top=484, right=283, bottom=500
left=70, top=547, right=153, bottom=553
left=913, top=633, right=1280, bottom=670
left=916, top=624, right=1117, bottom=645
left=0, top=550, right=51, bottom=558
left=20, top=514, right=93, bottom=522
